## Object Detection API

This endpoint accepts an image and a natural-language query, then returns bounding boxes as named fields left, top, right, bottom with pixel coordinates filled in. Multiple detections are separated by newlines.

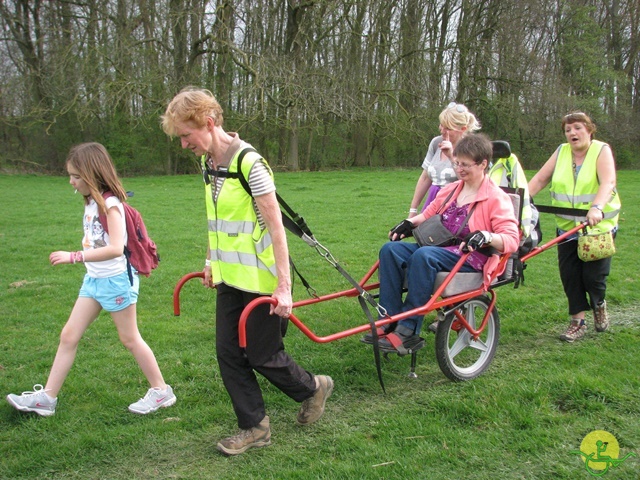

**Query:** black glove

left=461, top=230, right=490, bottom=252
left=389, top=219, right=414, bottom=241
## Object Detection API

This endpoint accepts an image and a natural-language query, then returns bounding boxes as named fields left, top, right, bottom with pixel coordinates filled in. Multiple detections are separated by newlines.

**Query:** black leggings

left=557, top=238, right=612, bottom=316
left=215, top=283, right=316, bottom=429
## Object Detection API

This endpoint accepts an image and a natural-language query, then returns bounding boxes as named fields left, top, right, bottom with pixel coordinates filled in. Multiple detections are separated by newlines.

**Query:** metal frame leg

left=409, top=350, right=419, bottom=378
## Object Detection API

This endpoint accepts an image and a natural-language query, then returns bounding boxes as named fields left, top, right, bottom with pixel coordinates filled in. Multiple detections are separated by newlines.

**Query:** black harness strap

left=289, top=256, right=317, bottom=299
left=224, top=147, right=388, bottom=392
left=535, top=204, right=589, bottom=217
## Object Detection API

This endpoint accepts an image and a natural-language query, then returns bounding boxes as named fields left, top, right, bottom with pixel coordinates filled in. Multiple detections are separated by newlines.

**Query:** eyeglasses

left=452, top=161, right=477, bottom=170
left=447, top=102, right=468, bottom=113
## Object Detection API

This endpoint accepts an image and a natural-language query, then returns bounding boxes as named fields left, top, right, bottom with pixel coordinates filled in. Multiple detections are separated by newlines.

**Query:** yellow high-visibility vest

left=551, top=140, right=620, bottom=233
left=202, top=149, right=277, bottom=294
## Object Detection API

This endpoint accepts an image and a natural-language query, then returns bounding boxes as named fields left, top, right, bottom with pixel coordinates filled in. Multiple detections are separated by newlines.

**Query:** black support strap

left=231, top=147, right=387, bottom=391
left=535, top=204, right=589, bottom=217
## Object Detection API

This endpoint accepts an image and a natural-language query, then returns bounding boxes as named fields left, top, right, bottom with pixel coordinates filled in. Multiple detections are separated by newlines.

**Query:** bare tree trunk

left=288, top=111, right=300, bottom=170
left=0, top=0, right=59, bottom=169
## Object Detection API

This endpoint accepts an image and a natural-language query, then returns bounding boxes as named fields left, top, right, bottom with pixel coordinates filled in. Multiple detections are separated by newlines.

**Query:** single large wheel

left=435, top=295, right=500, bottom=381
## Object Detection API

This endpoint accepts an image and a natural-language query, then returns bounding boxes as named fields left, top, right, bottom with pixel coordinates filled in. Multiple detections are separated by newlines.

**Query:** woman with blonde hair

left=409, top=102, right=481, bottom=215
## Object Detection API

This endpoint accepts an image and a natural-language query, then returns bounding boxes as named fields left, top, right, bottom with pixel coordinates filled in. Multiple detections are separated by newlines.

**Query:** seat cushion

left=434, top=271, right=483, bottom=297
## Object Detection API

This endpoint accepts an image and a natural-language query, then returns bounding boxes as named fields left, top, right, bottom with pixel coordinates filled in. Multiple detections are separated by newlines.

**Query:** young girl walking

left=6, top=143, right=175, bottom=416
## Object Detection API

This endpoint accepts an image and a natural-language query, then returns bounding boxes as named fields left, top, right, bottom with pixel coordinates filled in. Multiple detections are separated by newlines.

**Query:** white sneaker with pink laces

left=6, top=384, right=57, bottom=416
left=128, top=385, right=176, bottom=414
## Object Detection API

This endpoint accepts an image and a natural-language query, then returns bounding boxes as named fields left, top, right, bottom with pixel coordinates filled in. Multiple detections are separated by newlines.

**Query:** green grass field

left=1, top=170, right=639, bottom=479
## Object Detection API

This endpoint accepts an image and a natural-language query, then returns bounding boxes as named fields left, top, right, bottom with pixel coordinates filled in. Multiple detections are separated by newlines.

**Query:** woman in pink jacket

left=366, top=134, right=520, bottom=353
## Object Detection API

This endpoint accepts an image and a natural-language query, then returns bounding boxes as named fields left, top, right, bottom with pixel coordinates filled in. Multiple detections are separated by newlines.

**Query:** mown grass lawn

left=1, top=170, right=638, bottom=479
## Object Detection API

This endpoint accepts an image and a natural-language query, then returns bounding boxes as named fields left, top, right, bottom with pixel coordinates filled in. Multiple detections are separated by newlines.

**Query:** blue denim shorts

left=78, top=271, right=139, bottom=312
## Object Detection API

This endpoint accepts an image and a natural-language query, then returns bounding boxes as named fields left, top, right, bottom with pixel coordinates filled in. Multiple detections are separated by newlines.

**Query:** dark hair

left=561, top=112, right=596, bottom=139
left=453, top=133, right=493, bottom=165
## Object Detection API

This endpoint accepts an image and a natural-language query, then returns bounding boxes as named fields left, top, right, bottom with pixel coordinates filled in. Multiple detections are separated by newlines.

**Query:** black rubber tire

left=435, top=295, right=500, bottom=381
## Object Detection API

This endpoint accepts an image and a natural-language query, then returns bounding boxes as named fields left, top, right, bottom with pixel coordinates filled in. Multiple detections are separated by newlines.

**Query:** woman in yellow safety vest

left=162, top=87, right=333, bottom=456
left=529, top=112, right=621, bottom=343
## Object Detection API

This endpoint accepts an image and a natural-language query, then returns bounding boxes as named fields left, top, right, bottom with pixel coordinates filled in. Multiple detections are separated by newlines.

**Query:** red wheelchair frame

left=173, top=222, right=585, bottom=382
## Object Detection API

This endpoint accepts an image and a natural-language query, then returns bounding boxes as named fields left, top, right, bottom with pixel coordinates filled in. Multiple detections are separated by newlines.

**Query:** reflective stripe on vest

left=550, top=141, right=621, bottom=233
left=207, top=219, right=274, bottom=254
left=201, top=150, right=278, bottom=294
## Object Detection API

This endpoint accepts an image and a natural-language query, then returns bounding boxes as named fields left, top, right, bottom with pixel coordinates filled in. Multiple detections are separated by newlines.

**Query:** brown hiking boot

left=297, top=375, right=334, bottom=425
left=559, top=319, right=587, bottom=343
left=216, top=416, right=271, bottom=456
left=594, top=301, right=610, bottom=332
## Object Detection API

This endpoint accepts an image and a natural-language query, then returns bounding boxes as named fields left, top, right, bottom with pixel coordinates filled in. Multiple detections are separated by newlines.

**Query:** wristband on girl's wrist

left=409, top=208, right=418, bottom=214
left=70, top=251, right=84, bottom=264
left=205, top=258, right=212, bottom=267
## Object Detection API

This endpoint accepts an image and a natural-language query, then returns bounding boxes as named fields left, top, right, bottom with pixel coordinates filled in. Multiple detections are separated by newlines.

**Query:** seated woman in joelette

left=366, top=133, right=520, bottom=353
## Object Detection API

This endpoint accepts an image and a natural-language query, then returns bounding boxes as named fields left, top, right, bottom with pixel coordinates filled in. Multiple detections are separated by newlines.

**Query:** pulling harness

left=204, top=147, right=389, bottom=392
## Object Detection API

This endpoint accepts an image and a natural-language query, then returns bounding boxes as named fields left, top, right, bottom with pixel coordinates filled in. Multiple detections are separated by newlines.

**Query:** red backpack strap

left=97, top=191, right=116, bottom=233
left=97, top=191, right=137, bottom=284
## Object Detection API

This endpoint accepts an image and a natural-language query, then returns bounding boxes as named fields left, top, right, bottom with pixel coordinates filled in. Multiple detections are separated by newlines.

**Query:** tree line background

left=1, top=0, right=638, bottom=175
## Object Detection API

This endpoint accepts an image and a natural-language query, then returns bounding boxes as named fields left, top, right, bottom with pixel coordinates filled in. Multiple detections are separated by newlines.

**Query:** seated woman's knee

left=380, top=241, right=397, bottom=257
